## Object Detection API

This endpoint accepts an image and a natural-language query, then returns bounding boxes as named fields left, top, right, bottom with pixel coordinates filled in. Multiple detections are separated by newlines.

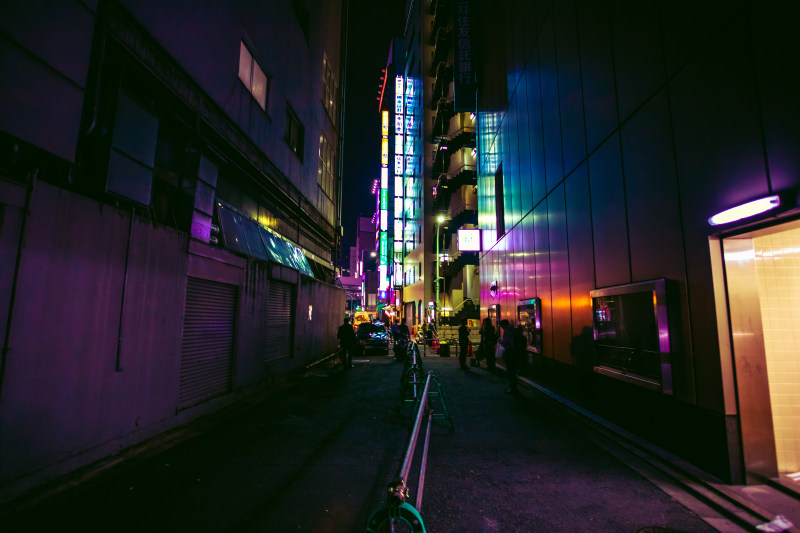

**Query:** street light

left=435, top=215, right=445, bottom=326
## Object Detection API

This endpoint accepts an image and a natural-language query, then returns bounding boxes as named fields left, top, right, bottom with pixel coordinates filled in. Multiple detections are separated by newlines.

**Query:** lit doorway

left=714, top=219, right=800, bottom=483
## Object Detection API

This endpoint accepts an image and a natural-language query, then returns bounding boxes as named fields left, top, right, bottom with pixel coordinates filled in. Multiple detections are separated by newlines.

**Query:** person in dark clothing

left=398, top=318, right=411, bottom=339
left=336, top=317, right=356, bottom=369
left=479, top=317, right=497, bottom=371
left=394, top=318, right=411, bottom=361
left=498, top=319, right=516, bottom=393
left=458, top=318, right=471, bottom=370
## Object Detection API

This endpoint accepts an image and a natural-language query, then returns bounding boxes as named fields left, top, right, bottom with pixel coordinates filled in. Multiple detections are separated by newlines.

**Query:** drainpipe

left=0, top=169, right=37, bottom=399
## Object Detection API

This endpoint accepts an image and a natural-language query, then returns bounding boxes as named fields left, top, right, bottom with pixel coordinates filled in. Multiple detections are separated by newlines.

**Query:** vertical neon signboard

left=393, top=75, right=405, bottom=296
left=380, top=109, right=390, bottom=294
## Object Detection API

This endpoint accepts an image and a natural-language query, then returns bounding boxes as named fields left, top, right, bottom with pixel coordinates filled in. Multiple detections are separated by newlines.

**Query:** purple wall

left=476, top=0, right=800, bottom=413
left=0, top=183, right=343, bottom=499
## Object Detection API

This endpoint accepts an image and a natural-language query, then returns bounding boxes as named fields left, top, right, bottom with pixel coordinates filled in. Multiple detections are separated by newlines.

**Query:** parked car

left=352, top=311, right=375, bottom=330
left=356, top=322, right=389, bottom=355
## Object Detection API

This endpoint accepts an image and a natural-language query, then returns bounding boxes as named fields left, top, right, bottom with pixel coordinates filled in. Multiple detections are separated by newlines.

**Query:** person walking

left=479, top=317, right=497, bottom=371
left=498, top=319, right=516, bottom=393
left=394, top=318, right=411, bottom=361
left=458, top=318, right=471, bottom=370
left=336, top=316, right=356, bottom=369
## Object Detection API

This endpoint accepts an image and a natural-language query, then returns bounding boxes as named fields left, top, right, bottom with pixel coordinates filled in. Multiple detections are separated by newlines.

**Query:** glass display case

left=517, top=298, right=542, bottom=360
left=590, top=279, right=674, bottom=394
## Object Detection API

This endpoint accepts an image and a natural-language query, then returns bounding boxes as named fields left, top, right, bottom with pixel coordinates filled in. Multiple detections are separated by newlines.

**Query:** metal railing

left=366, top=342, right=453, bottom=532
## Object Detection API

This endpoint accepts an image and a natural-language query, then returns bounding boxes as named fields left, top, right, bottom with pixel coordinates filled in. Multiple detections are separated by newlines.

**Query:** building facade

left=473, top=0, right=799, bottom=484
left=425, top=0, right=480, bottom=326
left=376, top=35, right=429, bottom=325
left=0, top=0, right=346, bottom=500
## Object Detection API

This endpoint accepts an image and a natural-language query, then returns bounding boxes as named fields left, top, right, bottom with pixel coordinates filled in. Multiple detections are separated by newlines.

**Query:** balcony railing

left=430, top=64, right=452, bottom=109
left=431, top=0, right=449, bottom=34
left=431, top=100, right=455, bottom=141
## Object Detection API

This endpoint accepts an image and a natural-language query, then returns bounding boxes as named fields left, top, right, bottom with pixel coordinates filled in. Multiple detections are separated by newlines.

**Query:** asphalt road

left=2, top=347, right=722, bottom=533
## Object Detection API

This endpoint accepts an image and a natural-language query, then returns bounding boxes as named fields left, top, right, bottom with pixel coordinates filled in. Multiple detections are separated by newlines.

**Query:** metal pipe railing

left=367, top=343, right=452, bottom=532
left=395, top=372, right=432, bottom=494
left=367, top=366, right=435, bottom=532
left=416, top=411, right=433, bottom=512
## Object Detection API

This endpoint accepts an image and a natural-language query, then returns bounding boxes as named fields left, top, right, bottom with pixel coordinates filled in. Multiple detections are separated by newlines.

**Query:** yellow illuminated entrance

left=716, top=220, right=800, bottom=482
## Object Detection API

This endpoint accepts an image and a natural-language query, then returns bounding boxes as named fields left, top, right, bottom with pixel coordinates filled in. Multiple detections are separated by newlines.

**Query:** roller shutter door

left=179, top=277, right=237, bottom=409
left=265, top=281, right=294, bottom=361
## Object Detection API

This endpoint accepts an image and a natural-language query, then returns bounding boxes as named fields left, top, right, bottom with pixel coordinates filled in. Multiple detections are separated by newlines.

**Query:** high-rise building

left=377, top=37, right=427, bottom=323
left=393, top=0, right=480, bottom=331
left=471, top=1, right=800, bottom=484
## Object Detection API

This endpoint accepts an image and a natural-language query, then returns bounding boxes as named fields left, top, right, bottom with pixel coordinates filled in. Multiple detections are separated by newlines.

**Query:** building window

left=238, top=41, right=268, bottom=111
left=322, top=52, right=337, bottom=125
left=495, top=163, right=505, bottom=236
left=293, top=0, right=310, bottom=44
left=284, top=106, right=304, bottom=160
left=318, top=133, right=336, bottom=198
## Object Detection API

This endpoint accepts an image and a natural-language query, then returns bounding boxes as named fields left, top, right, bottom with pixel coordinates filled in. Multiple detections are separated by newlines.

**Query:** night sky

left=341, top=0, right=406, bottom=261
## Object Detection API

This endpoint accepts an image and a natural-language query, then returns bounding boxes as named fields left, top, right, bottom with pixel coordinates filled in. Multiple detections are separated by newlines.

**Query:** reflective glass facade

left=473, top=1, right=800, bottom=482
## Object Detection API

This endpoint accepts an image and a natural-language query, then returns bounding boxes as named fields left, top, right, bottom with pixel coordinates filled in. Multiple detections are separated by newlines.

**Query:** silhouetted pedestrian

left=479, top=317, right=497, bottom=371
left=458, top=318, right=471, bottom=370
left=337, top=316, right=356, bottom=369
left=498, top=319, right=516, bottom=393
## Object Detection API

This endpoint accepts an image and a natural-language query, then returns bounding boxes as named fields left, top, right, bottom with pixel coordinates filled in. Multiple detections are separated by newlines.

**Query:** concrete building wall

left=0, top=0, right=94, bottom=162
left=0, top=0, right=346, bottom=501
left=475, top=0, right=800, bottom=480
left=0, top=183, right=186, bottom=494
left=118, top=0, right=342, bottom=227
left=0, top=183, right=343, bottom=499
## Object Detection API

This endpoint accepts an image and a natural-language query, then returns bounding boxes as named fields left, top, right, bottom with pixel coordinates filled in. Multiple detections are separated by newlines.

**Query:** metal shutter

left=265, top=281, right=294, bottom=361
left=179, top=277, right=237, bottom=409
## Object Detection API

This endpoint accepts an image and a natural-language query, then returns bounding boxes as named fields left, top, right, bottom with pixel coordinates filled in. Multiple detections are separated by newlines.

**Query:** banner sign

left=452, top=0, right=475, bottom=112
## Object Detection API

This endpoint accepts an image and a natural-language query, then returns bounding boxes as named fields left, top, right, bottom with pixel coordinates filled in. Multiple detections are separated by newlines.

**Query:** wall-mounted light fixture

left=708, top=195, right=780, bottom=226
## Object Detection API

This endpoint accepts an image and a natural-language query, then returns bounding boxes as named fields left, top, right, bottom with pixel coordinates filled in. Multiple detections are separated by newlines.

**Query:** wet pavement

left=1, top=346, right=740, bottom=532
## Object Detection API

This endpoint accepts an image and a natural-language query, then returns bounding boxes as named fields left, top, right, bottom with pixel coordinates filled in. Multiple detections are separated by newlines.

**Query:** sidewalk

left=494, top=359, right=800, bottom=533
left=2, top=344, right=798, bottom=532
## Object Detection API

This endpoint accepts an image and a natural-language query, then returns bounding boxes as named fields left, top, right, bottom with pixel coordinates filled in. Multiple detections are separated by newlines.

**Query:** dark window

left=106, top=91, right=159, bottom=206
left=495, top=163, right=505, bottom=236
left=293, top=0, right=310, bottom=44
left=284, top=106, right=304, bottom=161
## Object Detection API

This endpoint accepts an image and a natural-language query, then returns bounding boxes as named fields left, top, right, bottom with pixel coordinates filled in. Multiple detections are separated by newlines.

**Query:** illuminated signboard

left=379, top=265, right=388, bottom=290
left=458, top=229, right=481, bottom=251
left=395, top=76, right=404, bottom=114
left=452, top=0, right=476, bottom=112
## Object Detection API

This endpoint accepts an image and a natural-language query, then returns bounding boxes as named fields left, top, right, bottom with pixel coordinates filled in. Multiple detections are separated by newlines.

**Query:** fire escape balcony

left=431, top=98, right=455, bottom=143
left=431, top=0, right=449, bottom=35
left=445, top=126, right=476, bottom=153
left=432, top=156, right=477, bottom=214
left=430, top=63, right=452, bottom=109
left=429, top=28, right=452, bottom=76
left=443, top=185, right=478, bottom=234
left=440, top=250, right=479, bottom=278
